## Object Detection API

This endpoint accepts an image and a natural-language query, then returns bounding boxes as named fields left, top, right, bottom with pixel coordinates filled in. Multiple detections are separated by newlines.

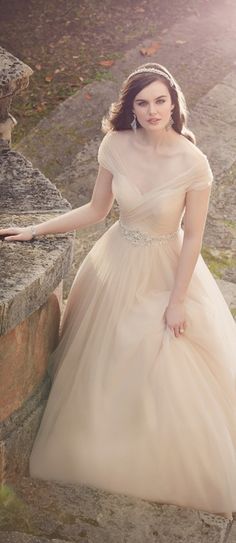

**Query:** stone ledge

left=0, top=361, right=51, bottom=439
left=0, top=535, right=70, bottom=543
left=0, top=214, right=74, bottom=335
left=0, top=285, right=61, bottom=423
left=0, top=149, right=71, bottom=212
left=0, top=147, right=74, bottom=336
left=0, top=477, right=233, bottom=543
left=0, top=47, right=33, bottom=99
left=0, top=375, right=51, bottom=482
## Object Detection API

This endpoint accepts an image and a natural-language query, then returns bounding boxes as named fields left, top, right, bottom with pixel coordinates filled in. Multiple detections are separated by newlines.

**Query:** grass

left=231, top=307, right=236, bottom=319
left=201, top=246, right=236, bottom=279
left=0, top=484, right=31, bottom=532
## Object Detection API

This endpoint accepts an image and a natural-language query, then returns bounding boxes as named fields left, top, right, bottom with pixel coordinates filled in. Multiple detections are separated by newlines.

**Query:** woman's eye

left=137, top=100, right=166, bottom=106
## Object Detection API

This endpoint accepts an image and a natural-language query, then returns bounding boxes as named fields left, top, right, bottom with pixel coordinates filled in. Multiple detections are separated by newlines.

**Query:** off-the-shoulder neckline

left=105, top=129, right=208, bottom=164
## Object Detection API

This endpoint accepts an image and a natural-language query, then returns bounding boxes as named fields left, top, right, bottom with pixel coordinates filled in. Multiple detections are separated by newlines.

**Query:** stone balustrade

left=0, top=47, right=74, bottom=483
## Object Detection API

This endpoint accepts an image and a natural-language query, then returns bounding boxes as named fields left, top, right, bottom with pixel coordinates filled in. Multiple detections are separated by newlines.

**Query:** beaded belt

left=119, top=219, right=181, bottom=246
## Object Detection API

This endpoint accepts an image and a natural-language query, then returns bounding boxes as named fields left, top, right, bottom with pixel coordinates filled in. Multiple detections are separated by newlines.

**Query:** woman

left=1, top=62, right=236, bottom=521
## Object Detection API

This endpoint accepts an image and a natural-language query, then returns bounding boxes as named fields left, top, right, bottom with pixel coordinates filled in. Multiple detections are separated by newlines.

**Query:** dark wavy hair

left=102, top=62, right=195, bottom=144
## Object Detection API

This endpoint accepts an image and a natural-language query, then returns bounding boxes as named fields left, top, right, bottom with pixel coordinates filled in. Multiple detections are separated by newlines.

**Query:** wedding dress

left=29, top=129, right=236, bottom=516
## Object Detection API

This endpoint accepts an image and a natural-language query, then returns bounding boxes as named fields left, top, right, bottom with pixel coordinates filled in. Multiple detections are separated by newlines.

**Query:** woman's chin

left=145, top=122, right=164, bottom=131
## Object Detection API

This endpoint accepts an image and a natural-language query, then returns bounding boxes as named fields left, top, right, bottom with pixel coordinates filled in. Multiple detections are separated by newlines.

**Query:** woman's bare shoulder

left=102, top=129, right=130, bottom=140
left=179, top=135, right=209, bottom=167
left=100, top=129, right=130, bottom=148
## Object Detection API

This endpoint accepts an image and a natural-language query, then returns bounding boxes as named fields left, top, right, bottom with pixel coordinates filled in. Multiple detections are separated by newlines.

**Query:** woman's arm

left=0, top=166, right=114, bottom=241
left=164, top=185, right=212, bottom=336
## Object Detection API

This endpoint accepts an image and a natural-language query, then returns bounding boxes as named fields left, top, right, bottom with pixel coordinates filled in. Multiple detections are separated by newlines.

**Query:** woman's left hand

left=163, top=301, right=187, bottom=338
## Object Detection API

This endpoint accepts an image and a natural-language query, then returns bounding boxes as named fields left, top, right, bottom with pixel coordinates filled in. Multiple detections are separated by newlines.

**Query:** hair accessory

left=131, top=113, right=137, bottom=132
left=128, top=68, right=175, bottom=88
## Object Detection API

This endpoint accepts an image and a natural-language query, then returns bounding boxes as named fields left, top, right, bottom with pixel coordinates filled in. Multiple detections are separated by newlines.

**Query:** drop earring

left=131, top=113, right=137, bottom=132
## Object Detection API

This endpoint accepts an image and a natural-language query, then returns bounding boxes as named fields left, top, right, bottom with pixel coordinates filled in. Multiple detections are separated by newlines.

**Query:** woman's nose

left=148, top=104, right=158, bottom=115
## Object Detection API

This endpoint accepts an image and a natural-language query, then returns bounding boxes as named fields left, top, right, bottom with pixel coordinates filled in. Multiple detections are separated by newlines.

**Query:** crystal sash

left=119, top=219, right=181, bottom=246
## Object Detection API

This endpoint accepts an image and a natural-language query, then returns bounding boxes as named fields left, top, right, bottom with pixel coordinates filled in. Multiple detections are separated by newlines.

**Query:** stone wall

left=0, top=47, right=74, bottom=483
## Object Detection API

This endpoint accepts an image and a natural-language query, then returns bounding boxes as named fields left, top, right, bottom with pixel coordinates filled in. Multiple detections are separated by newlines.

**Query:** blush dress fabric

left=29, top=129, right=236, bottom=516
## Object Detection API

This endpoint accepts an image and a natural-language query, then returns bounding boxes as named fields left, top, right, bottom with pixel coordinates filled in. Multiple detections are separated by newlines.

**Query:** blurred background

left=0, top=0, right=222, bottom=142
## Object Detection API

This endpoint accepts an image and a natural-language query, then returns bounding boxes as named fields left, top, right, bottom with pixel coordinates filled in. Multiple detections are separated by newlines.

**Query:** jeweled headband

left=127, top=68, right=176, bottom=88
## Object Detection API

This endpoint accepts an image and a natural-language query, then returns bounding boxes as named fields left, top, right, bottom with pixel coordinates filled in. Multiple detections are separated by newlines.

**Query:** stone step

left=227, top=519, right=236, bottom=542
left=0, top=534, right=70, bottom=543
left=0, top=477, right=234, bottom=543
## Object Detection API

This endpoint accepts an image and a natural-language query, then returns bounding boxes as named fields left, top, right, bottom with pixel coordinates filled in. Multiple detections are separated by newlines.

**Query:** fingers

left=3, top=235, right=22, bottom=241
left=3, top=233, right=30, bottom=241
left=169, top=322, right=187, bottom=338
left=1, top=232, right=27, bottom=241
left=0, top=228, right=31, bottom=241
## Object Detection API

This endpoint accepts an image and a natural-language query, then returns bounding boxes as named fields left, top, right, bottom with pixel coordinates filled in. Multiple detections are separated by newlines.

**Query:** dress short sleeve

left=187, top=154, right=213, bottom=191
left=97, top=131, right=115, bottom=174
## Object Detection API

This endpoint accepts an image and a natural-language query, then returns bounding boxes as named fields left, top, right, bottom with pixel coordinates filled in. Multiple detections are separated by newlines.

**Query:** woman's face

left=132, top=80, right=174, bottom=131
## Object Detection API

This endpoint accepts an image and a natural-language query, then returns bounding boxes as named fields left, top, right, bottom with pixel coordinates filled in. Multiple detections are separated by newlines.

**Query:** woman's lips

left=147, top=118, right=161, bottom=124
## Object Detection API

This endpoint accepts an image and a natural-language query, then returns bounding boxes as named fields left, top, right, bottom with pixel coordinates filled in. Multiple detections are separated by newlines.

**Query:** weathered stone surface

left=227, top=520, right=236, bottom=542
left=0, top=52, right=74, bottom=489
left=0, top=149, right=71, bottom=213
left=16, top=80, right=117, bottom=181
left=0, top=216, right=74, bottom=335
left=0, top=534, right=70, bottom=543
left=0, top=146, right=74, bottom=335
left=0, top=375, right=51, bottom=482
left=190, top=76, right=236, bottom=175
left=193, top=82, right=236, bottom=124
left=0, top=477, right=233, bottom=543
left=0, top=47, right=33, bottom=100
left=0, top=115, right=17, bottom=145
left=0, top=284, right=61, bottom=421
left=54, top=136, right=104, bottom=208
left=216, top=279, right=236, bottom=308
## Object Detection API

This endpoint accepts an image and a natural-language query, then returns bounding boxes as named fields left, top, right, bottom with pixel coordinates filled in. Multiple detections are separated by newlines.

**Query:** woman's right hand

left=0, top=226, right=34, bottom=241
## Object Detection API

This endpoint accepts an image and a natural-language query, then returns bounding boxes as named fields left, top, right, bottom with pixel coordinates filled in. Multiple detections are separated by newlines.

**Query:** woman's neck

left=137, top=126, right=179, bottom=150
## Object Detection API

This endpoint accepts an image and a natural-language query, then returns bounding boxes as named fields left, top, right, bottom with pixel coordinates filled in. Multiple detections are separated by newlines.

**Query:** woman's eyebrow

left=134, top=95, right=167, bottom=101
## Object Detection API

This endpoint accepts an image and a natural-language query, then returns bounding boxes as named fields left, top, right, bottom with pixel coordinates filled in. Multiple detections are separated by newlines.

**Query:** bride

left=0, top=63, right=235, bottom=522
